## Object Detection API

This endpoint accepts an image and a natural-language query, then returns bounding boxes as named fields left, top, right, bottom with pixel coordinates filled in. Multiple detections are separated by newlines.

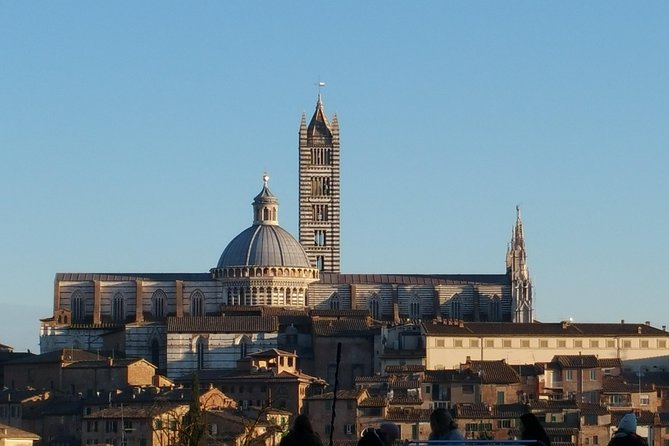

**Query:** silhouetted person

left=280, top=414, right=323, bottom=446
left=608, top=414, right=647, bottom=446
left=429, top=408, right=465, bottom=441
left=358, top=422, right=400, bottom=446
left=519, top=413, right=551, bottom=446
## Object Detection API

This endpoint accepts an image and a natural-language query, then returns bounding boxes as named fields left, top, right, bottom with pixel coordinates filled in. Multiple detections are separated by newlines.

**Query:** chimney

left=621, top=320, right=625, bottom=324
left=645, top=321, right=651, bottom=326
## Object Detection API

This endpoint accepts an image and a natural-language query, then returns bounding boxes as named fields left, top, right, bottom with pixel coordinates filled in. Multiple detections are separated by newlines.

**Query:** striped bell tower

left=299, top=94, right=340, bottom=272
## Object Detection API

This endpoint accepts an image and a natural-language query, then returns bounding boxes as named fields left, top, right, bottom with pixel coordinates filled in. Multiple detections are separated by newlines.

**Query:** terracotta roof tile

left=598, top=358, right=623, bottom=368
left=530, top=400, right=579, bottom=410
left=424, top=369, right=481, bottom=383
left=385, top=365, right=426, bottom=373
left=318, top=272, right=508, bottom=286
left=467, top=360, right=520, bottom=384
left=389, top=396, right=422, bottom=405
left=57, top=272, right=212, bottom=282
left=386, top=407, right=431, bottom=422
left=492, top=404, right=530, bottom=418
left=312, top=319, right=377, bottom=337
left=551, top=355, right=599, bottom=369
left=167, top=316, right=278, bottom=333
left=310, top=309, right=371, bottom=319
left=304, top=389, right=361, bottom=400
left=456, top=403, right=491, bottom=418
left=577, top=403, right=609, bottom=416
left=390, top=380, right=420, bottom=390
left=423, top=322, right=669, bottom=337
left=358, top=397, right=387, bottom=408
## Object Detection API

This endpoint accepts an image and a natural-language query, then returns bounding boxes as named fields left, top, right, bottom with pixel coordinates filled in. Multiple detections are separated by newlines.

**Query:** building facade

left=39, top=95, right=534, bottom=380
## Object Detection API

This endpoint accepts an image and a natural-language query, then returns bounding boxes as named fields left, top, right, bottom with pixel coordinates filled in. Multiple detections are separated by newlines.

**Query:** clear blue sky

left=1, top=2, right=667, bottom=352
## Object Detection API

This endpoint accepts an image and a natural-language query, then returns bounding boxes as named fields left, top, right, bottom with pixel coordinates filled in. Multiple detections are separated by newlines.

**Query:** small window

left=558, top=340, right=566, bottom=348
left=566, top=370, right=575, bottom=381
left=540, top=340, right=549, bottom=348
left=641, top=340, right=649, bottom=348
left=436, top=339, right=445, bottom=347
left=485, top=339, right=495, bottom=348
left=659, top=340, right=667, bottom=349
left=502, top=339, right=512, bottom=348
left=521, top=340, right=530, bottom=348
left=462, top=384, right=474, bottom=394
left=590, top=340, right=599, bottom=348
left=590, top=369, right=597, bottom=381
left=470, top=339, right=479, bottom=348
left=574, top=340, right=583, bottom=348
left=623, top=340, right=632, bottom=348
left=607, top=340, right=616, bottom=348
left=640, top=394, right=650, bottom=405
left=454, top=340, right=463, bottom=348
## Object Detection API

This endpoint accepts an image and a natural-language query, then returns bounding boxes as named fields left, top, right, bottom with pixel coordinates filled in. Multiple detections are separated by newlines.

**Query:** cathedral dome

left=216, top=175, right=312, bottom=269
left=217, top=224, right=312, bottom=268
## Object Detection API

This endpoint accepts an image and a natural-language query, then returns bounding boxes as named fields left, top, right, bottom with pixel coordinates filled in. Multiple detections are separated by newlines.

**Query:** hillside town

left=2, top=97, right=666, bottom=446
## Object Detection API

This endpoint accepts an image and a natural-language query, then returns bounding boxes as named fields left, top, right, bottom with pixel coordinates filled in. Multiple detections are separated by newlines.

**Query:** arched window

left=111, top=292, right=125, bottom=322
left=490, top=296, right=501, bottom=322
left=151, top=290, right=167, bottom=319
left=329, top=293, right=340, bottom=310
left=196, top=337, right=206, bottom=370
left=450, top=296, right=462, bottom=320
left=239, top=335, right=251, bottom=359
left=369, top=294, right=380, bottom=320
left=409, top=295, right=420, bottom=318
left=71, top=290, right=85, bottom=322
left=190, top=290, right=204, bottom=317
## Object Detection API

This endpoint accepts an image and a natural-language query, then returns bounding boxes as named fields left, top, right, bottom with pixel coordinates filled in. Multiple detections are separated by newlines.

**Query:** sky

left=1, top=2, right=668, bottom=353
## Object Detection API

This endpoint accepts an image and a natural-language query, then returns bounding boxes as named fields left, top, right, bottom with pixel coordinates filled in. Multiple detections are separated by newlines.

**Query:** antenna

left=314, top=78, right=326, bottom=99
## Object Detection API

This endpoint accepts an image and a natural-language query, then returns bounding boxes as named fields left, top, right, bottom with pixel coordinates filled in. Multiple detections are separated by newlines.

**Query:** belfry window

left=409, top=296, right=420, bottom=318
left=316, top=256, right=324, bottom=271
left=71, top=290, right=85, bottom=322
left=329, top=293, right=340, bottom=310
left=152, top=290, right=166, bottom=319
left=310, top=176, right=331, bottom=196
left=191, top=290, right=204, bottom=317
left=490, top=296, right=501, bottom=322
left=112, top=293, right=125, bottom=322
left=313, top=204, right=329, bottom=221
left=369, top=295, right=380, bottom=320
left=450, top=297, right=462, bottom=319
left=314, top=230, right=326, bottom=246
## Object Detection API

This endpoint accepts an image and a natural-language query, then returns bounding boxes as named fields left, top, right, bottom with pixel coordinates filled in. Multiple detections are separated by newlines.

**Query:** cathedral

left=39, top=95, right=533, bottom=378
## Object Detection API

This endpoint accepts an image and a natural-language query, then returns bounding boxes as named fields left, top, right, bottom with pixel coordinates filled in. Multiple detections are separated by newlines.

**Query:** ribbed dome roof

left=217, top=224, right=312, bottom=268
left=217, top=175, right=312, bottom=269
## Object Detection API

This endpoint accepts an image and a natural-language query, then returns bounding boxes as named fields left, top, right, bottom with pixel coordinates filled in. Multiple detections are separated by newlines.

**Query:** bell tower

left=507, top=206, right=533, bottom=322
left=299, top=95, right=340, bottom=272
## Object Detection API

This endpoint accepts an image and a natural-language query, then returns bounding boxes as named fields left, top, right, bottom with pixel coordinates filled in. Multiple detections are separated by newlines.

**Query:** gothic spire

left=307, top=94, right=333, bottom=143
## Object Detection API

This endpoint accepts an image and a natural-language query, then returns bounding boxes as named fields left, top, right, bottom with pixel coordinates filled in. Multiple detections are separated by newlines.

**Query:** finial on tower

left=263, top=172, right=269, bottom=188
left=315, top=80, right=325, bottom=106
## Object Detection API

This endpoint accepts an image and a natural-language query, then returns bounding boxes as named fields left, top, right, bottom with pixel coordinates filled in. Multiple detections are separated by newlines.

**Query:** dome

left=216, top=174, right=313, bottom=269
left=217, top=224, right=312, bottom=268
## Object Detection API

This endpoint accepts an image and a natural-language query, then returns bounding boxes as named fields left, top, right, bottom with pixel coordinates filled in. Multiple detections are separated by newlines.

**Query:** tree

left=180, top=374, right=206, bottom=446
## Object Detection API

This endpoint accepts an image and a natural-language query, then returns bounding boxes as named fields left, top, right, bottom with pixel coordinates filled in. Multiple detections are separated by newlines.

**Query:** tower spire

left=507, top=206, right=532, bottom=322
left=299, top=93, right=340, bottom=272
